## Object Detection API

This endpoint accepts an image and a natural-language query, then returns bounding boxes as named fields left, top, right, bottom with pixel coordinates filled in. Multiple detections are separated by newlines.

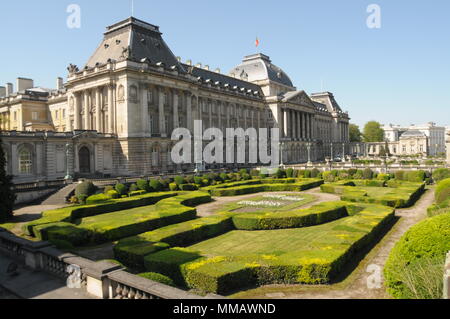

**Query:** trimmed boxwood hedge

left=205, top=179, right=323, bottom=197
left=232, top=201, right=348, bottom=230
left=144, top=203, right=395, bottom=294
left=114, top=214, right=233, bottom=269
left=24, top=192, right=179, bottom=236
left=138, top=272, right=176, bottom=287
left=384, top=212, right=450, bottom=299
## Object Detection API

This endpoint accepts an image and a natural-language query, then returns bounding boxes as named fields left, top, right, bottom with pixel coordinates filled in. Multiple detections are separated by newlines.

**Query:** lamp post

left=279, top=142, right=285, bottom=167
left=64, top=143, right=73, bottom=181
left=330, top=142, right=334, bottom=161
left=306, top=142, right=312, bottom=166
left=342, top=143, right=346, bottom=163
left=325, top=156, right=332, bottom=171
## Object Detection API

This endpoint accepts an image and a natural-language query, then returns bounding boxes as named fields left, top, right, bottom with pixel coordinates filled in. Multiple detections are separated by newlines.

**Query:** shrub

left=159, top=179, right=171, bottom=191
left=384, top=213, right=450, bottom=299
left=104, top=186, right=114, bottom=194
left=432, top=168, right=450, bottom=182
left=311, top=168, right=320, bottom=178
left=435, top=178, right=450, bottom=204
left=348, top=169, right=357, bottom=177
left=174, top=176, right=185, bottom=186
left=377, top=173, right=390, bottom=181
left=362, top=168, right=373, bottom=180
left=106, top=190, right=119, bottom=199
left=239, top=169, right=249, bottom=176
left=220, top=173, right=228, bottom=181
left=274, top=169, right=286, bottom=179
left=304, top=170, right=311, bottom=178
left=286, top=168, right=294, bottom=178
left=137, top=179, right=150, bottom=192
left=395, top=171, right=406, bottom=181
left=194, top=176, right=203, bottom=186
left=75, top=181, right=96, bottom=200
left=250, top=169, right=260, bottom=177
left=353, top=170, right=363, bottom=179
left=185, top=175, right=195, bottom=184
left=406, top=171, right=425, bottom=183
left=169, top=183, right=178, bottom=191
left=129, top=184, right=139, bottom=192
left=115, top=183, right=128, bottom=196
left=149, top=179, right=163, bottom=192
left=138, top=272, right=176, bottom=287
left=129, top=190, right=146, bottom=197
left=180, top=184, right=198, bottom=191
left=86, top=194, right=111, bottom=205
left=77, top=194, right=88, bottom=205
left=338, top=171, right=349, bottom=180
left=322, top=171, right=335, bottom=183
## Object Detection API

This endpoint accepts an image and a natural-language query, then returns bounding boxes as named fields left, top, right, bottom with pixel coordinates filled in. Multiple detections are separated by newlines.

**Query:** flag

left=255, top=37, right=260, bottom=48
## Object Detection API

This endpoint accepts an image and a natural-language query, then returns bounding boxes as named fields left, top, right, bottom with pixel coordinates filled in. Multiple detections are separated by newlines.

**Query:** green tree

left=349, top=124, right=362, bottom=142
left=0, top=136, right=16, bottom=222
left=363, top=121, right=384, bottom=142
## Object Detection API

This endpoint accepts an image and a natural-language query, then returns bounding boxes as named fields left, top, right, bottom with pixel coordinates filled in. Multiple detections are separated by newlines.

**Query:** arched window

left=19, top=147, right=32, bottom=174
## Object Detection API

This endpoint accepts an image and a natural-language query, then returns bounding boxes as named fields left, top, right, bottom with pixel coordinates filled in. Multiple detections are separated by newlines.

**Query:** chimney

left=56, top=77, right=64, bottom=90
left=0, top=86, right=5, bottom=98
left=17, top=77, right=34, bottom=92
left=186, top=59, right=192, bottom=66
left=6, top=83, right=13, bottom=97
left=215, top=68, right=221, bottom=73
left=204, top=65, right=210, bottom=71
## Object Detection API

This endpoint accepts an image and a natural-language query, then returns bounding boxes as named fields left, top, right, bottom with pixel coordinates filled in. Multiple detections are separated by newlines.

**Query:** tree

left=349, top=124, right=363, bottom=142
left=0, top=136, right=16, bottom=222
left=363, top=121, right=384, bottom=142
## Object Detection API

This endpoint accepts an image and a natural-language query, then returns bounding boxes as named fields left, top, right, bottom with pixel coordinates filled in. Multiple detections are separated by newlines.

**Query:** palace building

left=0, top=17, right=350, bottom=183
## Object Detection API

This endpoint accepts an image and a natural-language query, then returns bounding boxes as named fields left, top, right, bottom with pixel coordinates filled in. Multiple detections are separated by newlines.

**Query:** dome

left=229, top=53, right=294, bottom=88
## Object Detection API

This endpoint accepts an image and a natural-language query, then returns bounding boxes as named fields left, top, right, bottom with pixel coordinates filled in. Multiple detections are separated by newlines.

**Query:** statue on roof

left=67, top=64, right=79, bottom=74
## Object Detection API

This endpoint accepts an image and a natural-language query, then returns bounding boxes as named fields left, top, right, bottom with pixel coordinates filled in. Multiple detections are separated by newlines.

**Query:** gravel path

left=235, top=187, right=434, bottom=299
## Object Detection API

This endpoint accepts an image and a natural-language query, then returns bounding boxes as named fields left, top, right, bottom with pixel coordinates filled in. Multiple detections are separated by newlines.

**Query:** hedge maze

left=23, top=175, right=426, bottom=295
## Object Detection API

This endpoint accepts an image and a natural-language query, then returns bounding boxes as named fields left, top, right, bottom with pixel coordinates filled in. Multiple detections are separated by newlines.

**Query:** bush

left=106, top=190, right=119, bottom=199
left=274, top=169, right=286, bottom=179
left=115, top=183, right=128, bottom=196
left=322, top=171, right=335, bottom=183
left=129, top=184, right=139, bottom=192
left=149, top=179, right=163, bottom=192
left=435, top=178, right=450, bottom=204
left=250, top=169, right=260, bottom=177
left=169, top=183, right=178, bottom=191
left=129, top=190, right=146, bottom=197
left=194, top=176, right=203, bottom=186
left=304, top=170, right=311, bottom=178
left=377, top=173, right=390, bottom=181
left=395, top=171, right=406, bottom=181
left=185, top=175, right=195, bottom=184
left=384, top=213, right=450, bottom=299
left=75, top=181, right=96, bottom=200
left=137, top=179, right=150, bottom=192
left=432, top=168, right=450, bottom=182
left=311, top=168, right=320, bottom=178
left=174, top=176, right=185, bottom=186
left=362, top=168, right=373, bottom=180
left=220, top=173, right=228, bottom=181
left=180, top=184, right=199, bottom=191
left=104, top=186, right=114, bottom=194
left=138, top=272, right=176, bottom=287
left=77, top=194, right=88, bottom=205
left=0, top=137, right=16, bottom=222
left=406, top=171, right=425, bottom=183
left=86, top=194, right=111, bottom=205
left=239, top=169, right=248, bottom=176
left=286, top=168, right=294, bottom=178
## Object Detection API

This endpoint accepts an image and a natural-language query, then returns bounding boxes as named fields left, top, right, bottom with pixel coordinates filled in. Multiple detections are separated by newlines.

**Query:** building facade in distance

left=0, top=17, right=350, bottom=183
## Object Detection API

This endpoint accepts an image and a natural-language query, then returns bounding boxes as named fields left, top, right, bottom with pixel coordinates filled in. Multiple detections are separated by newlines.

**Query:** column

left=302, top=113, right=306, bottom=140
left=283, top=109, right=288, bottom=138
left=257, top=109, right=261, bottom=129
left=141, top=84, right=149, bottom=136
left=217, top=101, right=222, bottom=130
left=208, top=99, right=213, bottom=128
left=173, top=90, right=179, bottom=131
left=186, top=93, right=193, bottom=132
left=297, top=112, right=301, bottom=140
left=226, top=103, right=231, bottom=128
left=95, top=88, right=101, bottom=132
left=108, top=85, right=114, bottom=134
left=74, top=92, right=81, bottom=130
left=158, top=87, right=166, bottom=137
left=84, top=90, right=90, bottom=130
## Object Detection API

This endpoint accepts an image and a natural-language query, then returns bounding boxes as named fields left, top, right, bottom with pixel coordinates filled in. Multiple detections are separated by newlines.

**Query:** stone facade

left=0, top=17, right=350, bottom=183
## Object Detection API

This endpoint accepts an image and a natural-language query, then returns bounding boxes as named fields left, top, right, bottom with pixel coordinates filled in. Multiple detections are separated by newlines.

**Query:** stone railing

left=286, top=162, right=447, bottom=173
left=444, top=251, right=450, bottom=299
left=0, top=228, right=222, bottom=299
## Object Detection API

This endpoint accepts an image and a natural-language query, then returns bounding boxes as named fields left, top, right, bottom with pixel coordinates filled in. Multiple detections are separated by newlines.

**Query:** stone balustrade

left=0, top=228, right=222, bottom=299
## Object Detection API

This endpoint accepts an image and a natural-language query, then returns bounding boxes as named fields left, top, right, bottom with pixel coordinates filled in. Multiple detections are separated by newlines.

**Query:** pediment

left=281, top=90, right=316, bottom=108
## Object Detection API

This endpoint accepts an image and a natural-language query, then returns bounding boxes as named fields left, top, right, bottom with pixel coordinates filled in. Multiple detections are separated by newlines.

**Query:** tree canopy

left=349, top=124, right=363, bottom=142
left=0, top=136, right=16, bottom=222
left=363, top=121, right=384, bottom=142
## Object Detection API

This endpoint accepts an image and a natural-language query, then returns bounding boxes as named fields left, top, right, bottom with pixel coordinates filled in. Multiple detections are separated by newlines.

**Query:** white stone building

left=0, top=17, right=350, bottom=183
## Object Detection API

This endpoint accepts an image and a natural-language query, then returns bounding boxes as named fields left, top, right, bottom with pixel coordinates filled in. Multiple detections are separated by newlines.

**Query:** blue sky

left=0, top=0, right=449, bottom=128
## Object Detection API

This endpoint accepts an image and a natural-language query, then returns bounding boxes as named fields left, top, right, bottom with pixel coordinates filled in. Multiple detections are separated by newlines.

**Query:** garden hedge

left=231, top=201, right=349, bottom=230
left=384, top=212, right=450, bottom=299
left=144, top=203, right=395, bottom=294
left=114, top=214, right=233, bottom=269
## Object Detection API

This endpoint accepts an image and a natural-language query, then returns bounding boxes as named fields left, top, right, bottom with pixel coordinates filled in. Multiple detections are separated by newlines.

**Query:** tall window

left=19, top=148, right=32, bottom=174
left=32, top=112, right=38, bottom=120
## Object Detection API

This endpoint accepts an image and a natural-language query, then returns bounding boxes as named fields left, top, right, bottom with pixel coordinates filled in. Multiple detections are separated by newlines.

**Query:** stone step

left=40, top=183, right=77, bottom=205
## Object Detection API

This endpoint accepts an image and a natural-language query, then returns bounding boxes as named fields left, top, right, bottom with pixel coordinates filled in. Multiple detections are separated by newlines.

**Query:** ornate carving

left=120, top=46, right=133, bottom=60
left=67, top=64, right=79, bottom=74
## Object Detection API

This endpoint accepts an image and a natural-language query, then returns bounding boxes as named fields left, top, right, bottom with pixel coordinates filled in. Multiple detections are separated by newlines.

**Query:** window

left=148, top=90, right=153, bottom=104
left=32, top=112, right=38, bottom=120
left=19, top=148, right=32, bottom=174
left=14, top=111, right=17, bottom=121
left=62, top=109, right=66, bottom=118
left=55, top=110, right=59, bottom=120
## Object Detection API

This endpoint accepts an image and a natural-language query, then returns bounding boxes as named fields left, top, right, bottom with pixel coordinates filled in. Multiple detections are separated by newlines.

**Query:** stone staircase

left=40, top=183, right=77, bottom=205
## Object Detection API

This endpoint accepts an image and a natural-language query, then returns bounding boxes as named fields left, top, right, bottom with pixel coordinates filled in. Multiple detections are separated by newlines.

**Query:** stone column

left=186, top=93, right=193, bottom=133
left=107, top=85, right=115, bottom=134
left=226, top=103, right=231, bottom=128
left=217, top=101, right=222, bottom=130
left=141, top=84, right=149, bottom=137
left=95, top=88, right=101, bottom=132
left=283, top=109, right=289, bottom=138
left=158, top=87, right=166, bottom=137
left=74, top=92, right=81, bottom=130
left=84, top=90, right=90, bottom=130
left=302, top=113, right=307, bottom=140
left=297, top=112, right=301, bottom=140
left=173, top=90, right=179, bottom=131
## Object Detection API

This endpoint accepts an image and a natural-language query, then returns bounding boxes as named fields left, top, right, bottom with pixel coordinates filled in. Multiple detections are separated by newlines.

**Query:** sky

left=0, top=0, right=449, bottom=129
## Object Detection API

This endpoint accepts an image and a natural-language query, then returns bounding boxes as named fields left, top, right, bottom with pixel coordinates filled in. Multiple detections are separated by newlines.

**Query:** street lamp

left=306, top=142, right=312, bottom=166
left=64, top=143, right=73, bottom=181
left=279, top=142, right=284, bottom=167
